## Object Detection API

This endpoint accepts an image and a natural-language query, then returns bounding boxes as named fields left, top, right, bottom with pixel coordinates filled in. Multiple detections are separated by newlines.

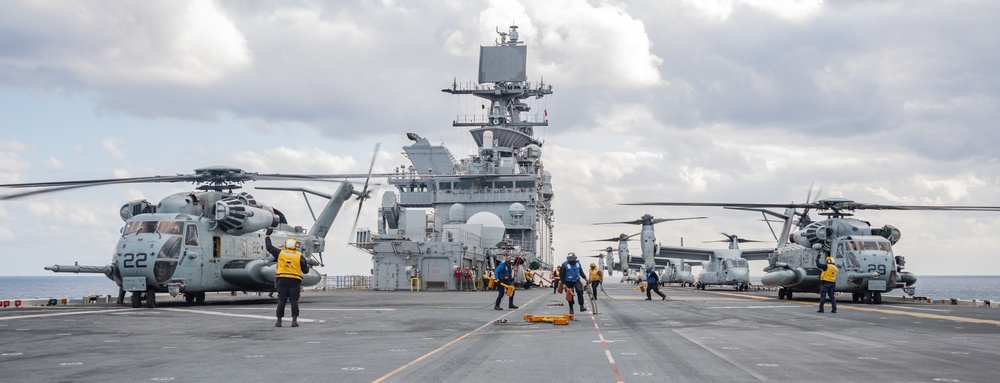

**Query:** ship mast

left=442, top=25, right=553, bottom=154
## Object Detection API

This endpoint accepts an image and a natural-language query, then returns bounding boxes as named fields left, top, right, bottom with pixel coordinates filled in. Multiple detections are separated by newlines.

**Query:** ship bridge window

left=495, top=181, right=513, bottom=189
left=515, top=181, right=535, bottom=188
left=439, top=182, right=452, bottom=190
left=156, top=221, right=184, bottom=236
left=454, top=180, right=473, bottom=189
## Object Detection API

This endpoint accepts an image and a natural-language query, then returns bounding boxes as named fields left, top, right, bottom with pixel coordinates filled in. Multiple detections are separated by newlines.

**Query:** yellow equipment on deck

left=522, top=314, right=574, bottom=325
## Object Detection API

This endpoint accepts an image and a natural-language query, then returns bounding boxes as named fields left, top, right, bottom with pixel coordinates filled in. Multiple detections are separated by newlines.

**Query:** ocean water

left=3, top=275, right=1000, bottom=302
left=0, top=275, right=117, bottom=301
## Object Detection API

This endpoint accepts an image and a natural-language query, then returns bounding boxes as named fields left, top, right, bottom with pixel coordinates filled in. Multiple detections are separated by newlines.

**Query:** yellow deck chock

left=522, top=314, right=574, bottom=325
left=499, top=283, right=515, bottom=297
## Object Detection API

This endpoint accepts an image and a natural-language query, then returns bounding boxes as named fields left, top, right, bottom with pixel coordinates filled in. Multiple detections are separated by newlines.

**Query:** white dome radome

left=467, top=212, right=506, bottom=248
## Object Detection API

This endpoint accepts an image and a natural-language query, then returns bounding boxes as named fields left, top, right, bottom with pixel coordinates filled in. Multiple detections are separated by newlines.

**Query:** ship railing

left=314, top=275, right=373, bottom=290
left=452, top=114, right=548, bottom=126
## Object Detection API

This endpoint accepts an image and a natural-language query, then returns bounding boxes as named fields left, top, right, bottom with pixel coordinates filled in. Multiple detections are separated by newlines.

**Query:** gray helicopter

left=625, top=197, right=1000, bottom=302
left=659, top=233, right=773, bottom=291
left=1, top=151, right=380, bottom=308
left=590, top=213, right=705, bottom=284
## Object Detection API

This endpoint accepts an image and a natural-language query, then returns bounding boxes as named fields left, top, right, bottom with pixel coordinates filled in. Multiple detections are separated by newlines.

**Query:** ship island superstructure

left=353, top=25, right=555, bottom=291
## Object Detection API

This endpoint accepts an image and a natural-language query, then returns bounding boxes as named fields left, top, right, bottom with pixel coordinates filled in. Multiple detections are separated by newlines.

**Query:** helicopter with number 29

left=625, top=197, right=1000, bottom=303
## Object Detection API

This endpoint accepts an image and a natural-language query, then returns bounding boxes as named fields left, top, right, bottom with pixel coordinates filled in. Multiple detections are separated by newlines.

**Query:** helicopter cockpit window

left=736, top=259, right=748, bottom=268
left=862, top=241, right=880, bottom=251
left=156, top=221, right=184, bottom=236
left=138, top=221, right=158, bottom=234
left=845, top=252, right=861, bottom=269
left=848, top=241, right=861, bottom=251
left=123, top=221, right=141, bottom=236
left=835, top=243, right=845, bottom=259
left=877, top=241, right=892, bottom=252
left=185, top=224, right=199, bottom=246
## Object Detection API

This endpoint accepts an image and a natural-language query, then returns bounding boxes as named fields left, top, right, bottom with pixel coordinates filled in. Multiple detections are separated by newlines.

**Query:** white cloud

left=0, top=1, right=250, bottom=87
left=102, top=139, right=125, bottom=160
left=682, top=0, right=823, bottom=22
left=43, top=156, right=63, bottom=170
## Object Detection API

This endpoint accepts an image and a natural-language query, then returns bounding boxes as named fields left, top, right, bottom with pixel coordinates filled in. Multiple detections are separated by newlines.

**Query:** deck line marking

left=590, top=312, right=624, bottom=383
left=161, top=308, right=320, bottom=323
left=709, top=292, right=1000, bottom=326
left=371, top=292, right=549, bottom=383
left=0, top=309, right=132, bottom=321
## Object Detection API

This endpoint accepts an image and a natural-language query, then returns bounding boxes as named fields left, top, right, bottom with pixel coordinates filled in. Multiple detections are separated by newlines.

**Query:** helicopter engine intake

left=214, top=198, right=279, bottom=235
left=872, top=224, right=902, bottom=244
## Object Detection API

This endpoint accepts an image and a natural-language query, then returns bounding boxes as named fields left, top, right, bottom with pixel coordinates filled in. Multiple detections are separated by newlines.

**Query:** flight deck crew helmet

left=826, top=256, right=834, bottom=263
left=285, top=238, right=298, bottom=250
left=590, top=262, right=596, bottom=268
left=567, top=252, right=577, bottom=261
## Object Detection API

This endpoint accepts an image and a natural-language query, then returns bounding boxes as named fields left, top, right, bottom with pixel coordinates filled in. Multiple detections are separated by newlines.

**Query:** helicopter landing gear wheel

left=786, top=290, right=793, bottom=300
left=863, top=290, right=874, bottom=304
left=145, top=291, right=156, bottom=308
left=873, top=292, right=882, bottom=304
left=195, top=292, right=206, bottom=304
left=184, top=293, right=195, bottom=305
left=778, top=288, right=786, bottom=300
left=131, top=292, right=142, bottom=308
left=852, top=293, right=861, bottom=303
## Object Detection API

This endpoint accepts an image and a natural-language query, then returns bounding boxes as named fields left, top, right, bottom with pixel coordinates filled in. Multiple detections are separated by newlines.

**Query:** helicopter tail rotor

left=349, top=143, right=380, bottom=240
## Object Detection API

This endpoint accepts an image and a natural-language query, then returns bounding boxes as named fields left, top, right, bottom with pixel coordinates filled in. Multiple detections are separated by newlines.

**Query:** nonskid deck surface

left=2, top=284, right=998, bottom=383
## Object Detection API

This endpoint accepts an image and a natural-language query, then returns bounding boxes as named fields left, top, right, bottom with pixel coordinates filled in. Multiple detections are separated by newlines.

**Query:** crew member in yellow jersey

left=266, top=230, right=311, bottom=327
left=588, top=262, right=603, bottom=299
left=815, top=253, right=838, bottom=313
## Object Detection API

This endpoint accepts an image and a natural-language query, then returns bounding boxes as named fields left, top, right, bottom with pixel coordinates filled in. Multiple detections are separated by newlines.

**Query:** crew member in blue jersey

left=494, top=255, right=518, bottom=310
left=559, top=253, right=588, bottom=314
left=645, top=268, right=666, bottom=300
left=816, top=253, right=838, bottom=313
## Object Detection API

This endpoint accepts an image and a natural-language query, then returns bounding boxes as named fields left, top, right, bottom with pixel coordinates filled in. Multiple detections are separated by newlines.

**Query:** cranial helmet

left=567, top=252, right=577, bottom=260
left=285, top=238, right=298, bottom=250
left=826, top=256, right=834, bottom=263
left=590, top=262, right=596, bottom=268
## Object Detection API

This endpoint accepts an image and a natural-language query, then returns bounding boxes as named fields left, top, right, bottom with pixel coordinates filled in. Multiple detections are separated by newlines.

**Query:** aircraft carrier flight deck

left=2, top=283, right=998, bottom=383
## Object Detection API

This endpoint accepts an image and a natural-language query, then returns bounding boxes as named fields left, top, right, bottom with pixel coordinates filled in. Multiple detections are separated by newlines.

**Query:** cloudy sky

left=2, top=0, right=999, bottom=280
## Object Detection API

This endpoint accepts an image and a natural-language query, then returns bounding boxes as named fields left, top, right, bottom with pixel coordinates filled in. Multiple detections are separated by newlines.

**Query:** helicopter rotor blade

left=349, top=143, right=380, bottom=240
left=0, top=175, right=197, bottom=200
left=650, top=217, right=707, bottom=224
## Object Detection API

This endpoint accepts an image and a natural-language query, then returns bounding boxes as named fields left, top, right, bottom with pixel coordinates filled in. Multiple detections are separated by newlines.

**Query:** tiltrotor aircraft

left=659, top=233, right=773, bottom=291
left=590, top=213, right=705, bottom=284
left=625, top=197, right=1000, bottom=302
left=1, top=153, right=380, bottom=308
